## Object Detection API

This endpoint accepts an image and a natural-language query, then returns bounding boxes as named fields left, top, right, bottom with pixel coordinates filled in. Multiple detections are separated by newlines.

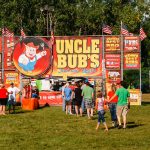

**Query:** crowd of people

left=0, top=82, right=40, bottom=115
left=62, top=80, right=130, bottom=131
left=0, top=79, right=131, bottom=131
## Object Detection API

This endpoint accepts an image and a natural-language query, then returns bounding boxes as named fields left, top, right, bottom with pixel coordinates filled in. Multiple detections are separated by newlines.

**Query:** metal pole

left=2, top=34, right=4, bottom=83
left=121, top=35, right=124, bottom=81
left=47, top=12, right=49, bottom=36
left=120, top=22, right=124, bottom=81
left=140, top=36, right=142, bottom=92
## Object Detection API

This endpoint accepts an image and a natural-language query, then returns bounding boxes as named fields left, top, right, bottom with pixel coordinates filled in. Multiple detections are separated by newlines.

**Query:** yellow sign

left=128, top=89, right=141, bottom=105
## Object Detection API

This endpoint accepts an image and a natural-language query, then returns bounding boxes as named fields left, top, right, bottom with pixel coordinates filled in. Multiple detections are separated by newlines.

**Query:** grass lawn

left=0, top=94, right=150, bottom=150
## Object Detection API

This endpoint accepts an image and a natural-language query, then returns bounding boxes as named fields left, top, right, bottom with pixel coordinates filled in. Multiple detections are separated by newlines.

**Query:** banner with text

left=124, top=53, right=140, bottom=69
left=105, top=54, right=121, bottom=69
left=124, top=36, right=140, bottom=52
left=4, top=71, right=20, bottom=88
left=105, top=36, right=121, bottom=52
left=52, top=36, right=102, bottom=77
left=106, top=70, right=121, bottom=83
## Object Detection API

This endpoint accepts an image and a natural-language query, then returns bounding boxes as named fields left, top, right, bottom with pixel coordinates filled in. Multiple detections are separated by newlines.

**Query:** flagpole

left=102, top=23, right=105, bottom=95
left=139, top=36, right=142, bottom=105
left=1, top=27, right=5, bottom=83
left=120, top=21, right=124, bottom=81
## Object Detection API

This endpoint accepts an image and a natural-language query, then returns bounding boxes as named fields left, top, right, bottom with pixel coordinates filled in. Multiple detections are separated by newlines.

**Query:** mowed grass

left=0, top=94, right=150, bottom=150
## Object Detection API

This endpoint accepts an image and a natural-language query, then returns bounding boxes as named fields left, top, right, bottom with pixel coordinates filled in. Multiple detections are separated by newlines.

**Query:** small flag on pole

left=121, top=23, right=129, bottom=35
left=140, top=27, right=147, bottom=41
left=21, top=28, right=26, bottom=38
left=102, top=24, right=112, bottom=34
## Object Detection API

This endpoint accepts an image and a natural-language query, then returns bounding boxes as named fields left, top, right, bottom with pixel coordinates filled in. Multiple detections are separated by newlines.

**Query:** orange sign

left=105, top=36, right=121, bottom=51
left=4, top=71, right=20, bottom=88
left=124, top=53, right=140, bottom=69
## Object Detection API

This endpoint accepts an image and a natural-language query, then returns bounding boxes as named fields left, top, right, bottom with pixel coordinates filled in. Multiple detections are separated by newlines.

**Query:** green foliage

left=0, top=0, right=149, bottom=92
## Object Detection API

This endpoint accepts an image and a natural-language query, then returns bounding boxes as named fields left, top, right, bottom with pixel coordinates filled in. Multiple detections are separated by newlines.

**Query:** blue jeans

left=108, top=103, right=117, bottom=122
left=81, top=99, right=85, bottom=112
left=98, top=110, right=105, bottom=123
left=62, top=96, right=65, bottom=111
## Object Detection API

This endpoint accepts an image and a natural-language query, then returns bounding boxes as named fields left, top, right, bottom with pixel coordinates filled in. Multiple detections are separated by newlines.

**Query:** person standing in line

left=31, top=86, right=39, bottom=99
left=61, top=82, right=66, bottom=111
left=7, top=83, right=20, bottom=114
left=107, top=83, right=118, bottom=127
left=74, top=83, right=83, bottom=117
left=64, top=82, right=73, bottom=115
left=82, top=81, right=94, bottom=119
left=107, top=81, right=130, bottom=129
left=81, top=80, right=86, bottom=113
left=0, top=84, right=8, bottom=115
left=95, top=92, right=108, bottom=131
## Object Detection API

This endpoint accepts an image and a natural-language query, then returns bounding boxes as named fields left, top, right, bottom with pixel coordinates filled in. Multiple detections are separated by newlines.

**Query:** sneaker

left=112, top=121, right=115, bottom=127
left=118, top=125, right=122, bottom=129
left=123, top=126, right=126, bottom=129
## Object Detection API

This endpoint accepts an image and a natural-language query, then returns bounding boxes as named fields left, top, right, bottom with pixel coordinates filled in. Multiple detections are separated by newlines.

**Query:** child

left=95, top=92, right=108, bottom=131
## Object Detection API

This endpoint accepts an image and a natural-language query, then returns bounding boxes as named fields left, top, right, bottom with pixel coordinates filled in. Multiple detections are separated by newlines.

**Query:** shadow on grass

left=107, top=121, right=144, bottom=130
left=141, top=101, right=150, bottom=106
left=127, top=121, right=144, bottom=129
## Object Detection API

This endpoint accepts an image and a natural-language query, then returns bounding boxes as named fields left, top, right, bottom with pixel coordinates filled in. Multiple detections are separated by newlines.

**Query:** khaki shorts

left=117, top=105, right=128, bottom=117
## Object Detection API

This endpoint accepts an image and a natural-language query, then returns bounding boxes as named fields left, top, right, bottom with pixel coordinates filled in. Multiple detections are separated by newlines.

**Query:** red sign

left=39, top=91, right=62, bottom=106
left=4, top=36, right=16, bottom=69
left=124, top=53, right=140, bottom=69
left=13, top=37, right=52, bottom=77
left=52, top=36, right=102, bottom=77
left=106, top=70, right=121, bottom=83
left=105, top=54, right=120, bottom=69
left=124, top=36, right=140, bottom=52
left=105, top=36, right=120, bottom=52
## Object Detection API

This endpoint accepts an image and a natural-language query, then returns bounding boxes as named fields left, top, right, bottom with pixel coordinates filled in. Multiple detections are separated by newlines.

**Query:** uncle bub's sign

left=52, top=37, right=102, bottom=77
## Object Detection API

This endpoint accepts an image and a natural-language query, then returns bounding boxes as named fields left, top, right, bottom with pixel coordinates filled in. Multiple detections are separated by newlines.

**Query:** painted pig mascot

left=18, top=42, right=47, bottom=71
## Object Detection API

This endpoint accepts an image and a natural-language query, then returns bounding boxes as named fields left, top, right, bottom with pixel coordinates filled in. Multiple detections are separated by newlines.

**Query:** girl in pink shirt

left=95, top=92, right=108, bottom=131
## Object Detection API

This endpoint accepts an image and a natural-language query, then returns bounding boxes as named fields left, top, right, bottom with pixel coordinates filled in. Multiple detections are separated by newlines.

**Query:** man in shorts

left=64, top=82, right=73, bottom=115
left=108, top=81, right=130, bottom=129
left=82, top=81, right=94, bottom=119
left=7, top=83, right=20, bottom=114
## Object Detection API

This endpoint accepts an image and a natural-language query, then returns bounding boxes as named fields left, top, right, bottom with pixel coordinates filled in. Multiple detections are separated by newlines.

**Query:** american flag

left=21, top=28, right=26, bottom=38
left=5, top=28, right=14, bottom=37
left=121, top=24, right=129, bottom=35
left=102, top=24, right=112, bottom=34
left=140, top=27, right=147, bottom=41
